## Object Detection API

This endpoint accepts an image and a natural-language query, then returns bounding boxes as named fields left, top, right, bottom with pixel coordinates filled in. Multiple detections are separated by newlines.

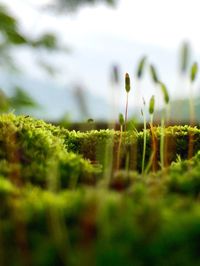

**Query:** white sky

left=1, top=0, right=200, bottom=118
left=4, top=0, right=200, bottom=49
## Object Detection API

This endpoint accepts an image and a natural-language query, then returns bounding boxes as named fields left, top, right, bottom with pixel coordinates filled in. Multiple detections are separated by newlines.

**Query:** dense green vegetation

left=1, top=114, right=200, bottom=265
left=64, top=125, right=200, bottom=172
left=0, top=114, right=99, bottom=189
left=1, top=2, right=199, bottom=265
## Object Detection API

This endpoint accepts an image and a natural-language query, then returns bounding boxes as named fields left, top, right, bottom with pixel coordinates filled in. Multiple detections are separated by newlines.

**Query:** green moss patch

left=64, top=125, right=200, bottom=172
left=1, top=114, right=200, bottom=265
left=1, top=183, right=200, bottom=266
left=0, top=114, right=100, bottom=189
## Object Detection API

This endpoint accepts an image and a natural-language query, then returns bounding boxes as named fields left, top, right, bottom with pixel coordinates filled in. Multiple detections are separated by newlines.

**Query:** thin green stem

left=150, top=113, right=154, bottom=127
left=188, top=82, right=195, bottom=159
left=166, top=103, right=170, bottom=125
left=145, top=114, right=154, bottom=174
left=116, top=125, right=123, bottom=170
left=189, top=83, right=195, bottom=126
left=125, top=151, right=130, bottom=175
left=160, top=116, right=165, bottom=169
left=103, top=136, right=114, bottom=185
left=124, top=92, right=129, bottom=131
left=142, top=110, right=147, bottom=175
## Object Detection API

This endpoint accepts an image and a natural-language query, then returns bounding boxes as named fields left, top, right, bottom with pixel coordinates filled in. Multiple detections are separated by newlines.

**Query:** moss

left=1, top=185, right=200, bottom=265
left=0, top=114, right=100, bottom=188
left=2, top=114, right=200, bottom=265
left=0, top=177, right=16, bottom=197
left=63, top=125, right=200, bottom=172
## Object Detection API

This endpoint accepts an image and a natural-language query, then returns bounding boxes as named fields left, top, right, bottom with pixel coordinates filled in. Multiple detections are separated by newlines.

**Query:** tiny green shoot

left=188, top=62, right=198, bottom=158
left=180, top=42, right=190, bottom=74
left=190, top=62, right=198, bottom=82
left=141, top=98, right=147, bottom=175
left=110, top=64, right=120, bottom=129
left=189, top=62, right=198, bottom=126
left=124, top=73, right=131, bottom=131
left=149, top=95, right=155, bottom=120
left=150, top=64, right=159, bottom=84
left=159, top=81, right=170, bottom=169
left=116, top=113, right=124, bottom=170
left=111, top=65, right=120, bottom=85
left=159, top=82, right=170, bottom=105
left=119, top=113, right=125, bottom=129
left=136, top=56, right=147, bottom=79
left=145, top=95, right=156, bottom=173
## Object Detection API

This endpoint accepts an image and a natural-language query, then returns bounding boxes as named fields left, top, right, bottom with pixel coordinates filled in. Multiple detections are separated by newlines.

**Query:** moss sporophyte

left=141, top=98, right=147, bottom=175
left=124, top=73, right=131, bottom=131
left=150, top=64, right=159, bottom=84
left=116, top=113, right=124, bottom=170
left=136, top=56, right=147, bottom=79
left=159, top=81, right=170, bottom=169
left=146, top=95, right=157, bottom=172
left=188, top=62, right=199, bottom=159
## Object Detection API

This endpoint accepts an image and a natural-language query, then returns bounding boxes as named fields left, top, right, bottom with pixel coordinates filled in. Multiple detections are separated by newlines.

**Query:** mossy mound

left=1, top=172, right=200, bottom=266
left=1, top=114, right=200, bottom=265
left=65, top=125, right=200, bottom=172
left=0, top=114, right=100, bottom=188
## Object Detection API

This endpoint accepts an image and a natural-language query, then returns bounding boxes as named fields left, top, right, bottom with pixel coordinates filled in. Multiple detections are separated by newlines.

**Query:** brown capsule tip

left=125, top=73, right=131, bottom=93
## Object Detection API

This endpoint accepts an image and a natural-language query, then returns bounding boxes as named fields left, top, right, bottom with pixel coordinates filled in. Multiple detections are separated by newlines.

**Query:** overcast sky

left=4, top=0, right=200, bottom=48
left=1, top=0, right=200, bottom=119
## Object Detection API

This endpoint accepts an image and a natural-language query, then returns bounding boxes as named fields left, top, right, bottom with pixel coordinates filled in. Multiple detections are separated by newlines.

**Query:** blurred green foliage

left=49, top=0, right=116, bottom=11
left=1, top=114, right=200, bottom=265
left=0, top=4, right=60, bottom=66
left=9, top=87, right=38, bottom=111
left=0, top=1, right=116, bottom=116
left=0, top=87, right=38, bottom=114
left=0, top=3, right=62, bottom=114
left=0, top=5, right=27, bottom=45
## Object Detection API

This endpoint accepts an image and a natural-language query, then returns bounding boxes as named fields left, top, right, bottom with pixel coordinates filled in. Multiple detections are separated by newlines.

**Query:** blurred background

left=1, top=0, right=200, bottom=125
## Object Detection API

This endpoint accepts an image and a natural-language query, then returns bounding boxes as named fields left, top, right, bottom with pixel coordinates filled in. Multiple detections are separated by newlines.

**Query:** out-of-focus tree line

left=0, top=0, right=116, bottom=114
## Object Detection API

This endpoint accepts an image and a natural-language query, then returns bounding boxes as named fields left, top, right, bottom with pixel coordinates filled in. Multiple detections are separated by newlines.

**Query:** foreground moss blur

left=1, top=114, right=200, bottom=266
